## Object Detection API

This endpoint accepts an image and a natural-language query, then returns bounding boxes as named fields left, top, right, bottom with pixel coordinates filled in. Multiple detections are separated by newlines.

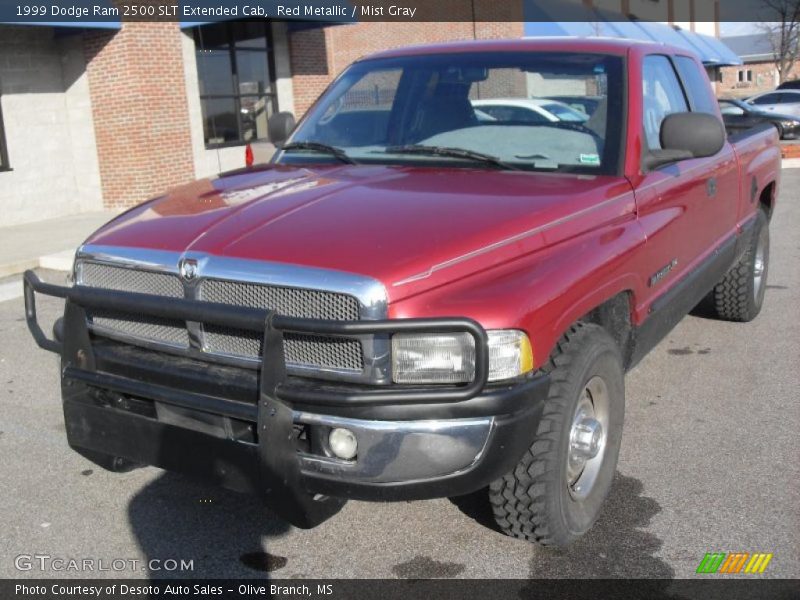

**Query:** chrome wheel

left=567, top=376, right=610, bottom=501
left=753, top=226, right=768, bottom=304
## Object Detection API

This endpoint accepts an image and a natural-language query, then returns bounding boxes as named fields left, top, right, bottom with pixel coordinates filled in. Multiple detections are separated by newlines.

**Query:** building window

left=0, top=94, right=9, bottom=171
left=194, top=22, right=278, bottom=147
left=737, top=69, right=753, bottom=83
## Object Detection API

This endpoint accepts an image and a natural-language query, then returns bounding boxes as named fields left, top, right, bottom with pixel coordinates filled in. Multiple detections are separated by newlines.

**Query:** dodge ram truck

left=24, top=38, right=780, bottom=546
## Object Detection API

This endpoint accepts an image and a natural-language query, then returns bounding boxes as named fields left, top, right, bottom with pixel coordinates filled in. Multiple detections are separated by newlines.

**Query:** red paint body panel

left=85, top=39, right=781, bottom=367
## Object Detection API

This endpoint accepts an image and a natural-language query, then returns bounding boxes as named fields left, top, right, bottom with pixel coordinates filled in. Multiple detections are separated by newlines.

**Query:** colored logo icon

left=696, top=552, right=773, bottom=574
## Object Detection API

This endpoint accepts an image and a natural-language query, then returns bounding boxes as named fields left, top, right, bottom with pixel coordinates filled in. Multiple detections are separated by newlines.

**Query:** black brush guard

left=23, top=270, right=498, bottom=527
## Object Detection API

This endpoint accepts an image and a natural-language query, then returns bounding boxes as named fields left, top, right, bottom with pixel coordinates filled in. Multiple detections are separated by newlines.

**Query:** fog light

left=329, top=427, right=357, bottom=460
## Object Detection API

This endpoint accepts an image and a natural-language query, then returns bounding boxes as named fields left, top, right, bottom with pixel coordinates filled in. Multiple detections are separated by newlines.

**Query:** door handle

left=706, top=177, right=717, bottom=197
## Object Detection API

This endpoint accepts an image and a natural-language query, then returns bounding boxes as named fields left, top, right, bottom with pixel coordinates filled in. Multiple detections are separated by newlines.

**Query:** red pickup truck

left=25, top=38, right=780, bottom=546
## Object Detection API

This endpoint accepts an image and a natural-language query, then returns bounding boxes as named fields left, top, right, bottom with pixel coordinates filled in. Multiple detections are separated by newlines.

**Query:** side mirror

left=644, top=112, right=725, bottom=170
left=268, top=111, right=296, bottom=145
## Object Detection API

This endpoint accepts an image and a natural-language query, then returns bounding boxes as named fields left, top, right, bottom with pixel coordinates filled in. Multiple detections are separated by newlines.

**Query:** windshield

left=279, top=51, right=625, bottom=175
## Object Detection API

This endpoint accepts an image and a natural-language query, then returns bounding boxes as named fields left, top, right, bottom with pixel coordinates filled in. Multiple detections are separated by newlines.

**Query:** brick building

left=0, top=17, right=524, bottom=227
left=718, top=34, right=781, bottom=98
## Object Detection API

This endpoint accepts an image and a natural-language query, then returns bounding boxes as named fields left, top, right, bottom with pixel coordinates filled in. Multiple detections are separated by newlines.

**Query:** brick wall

left=718, top=61, right=781, bottom=98
left=83, top=22, right=194, bottom=209
left=289, top=13, right=524, bottom=116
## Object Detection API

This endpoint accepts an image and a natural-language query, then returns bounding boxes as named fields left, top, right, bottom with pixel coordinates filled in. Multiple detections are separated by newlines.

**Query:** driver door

left=633, top=55, right=738, bottom=311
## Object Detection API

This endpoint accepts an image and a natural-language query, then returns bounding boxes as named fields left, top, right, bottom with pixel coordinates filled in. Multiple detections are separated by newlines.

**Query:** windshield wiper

left=383, top=145, right=522, bottom=171
left=280, top=141, right=357, bottom=164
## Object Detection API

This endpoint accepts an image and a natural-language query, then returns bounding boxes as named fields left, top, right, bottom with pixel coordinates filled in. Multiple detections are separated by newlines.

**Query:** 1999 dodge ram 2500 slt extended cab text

left=25, top=39, right=780, bottom=546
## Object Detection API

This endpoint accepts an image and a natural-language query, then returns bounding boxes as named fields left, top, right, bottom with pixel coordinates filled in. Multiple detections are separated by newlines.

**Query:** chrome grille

left=90, top=308, right=190, bottom=348
left=203, top=327, right=363, bottom=371
left=79, top=262, right=188, bottom=349
left=76, top=261, right=365, bottom=374
left=198, top=279, right=360, bottom=320
left=79, top=262, right=183, bottom=297
left=198, top=279, right=363, bottom=371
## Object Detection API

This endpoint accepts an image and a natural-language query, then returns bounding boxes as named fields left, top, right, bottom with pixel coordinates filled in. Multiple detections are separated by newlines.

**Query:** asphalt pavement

left=1, top=172, right=798, bottom=581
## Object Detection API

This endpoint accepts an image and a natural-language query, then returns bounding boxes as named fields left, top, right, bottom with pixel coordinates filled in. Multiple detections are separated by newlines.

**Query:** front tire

left=712, top=208, right=770, bottom=322
left=489, top=323, right=625, bottom=546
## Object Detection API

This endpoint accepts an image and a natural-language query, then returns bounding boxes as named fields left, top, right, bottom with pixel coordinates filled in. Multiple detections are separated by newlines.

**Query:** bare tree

left=759, top=0, right=800, bottom=83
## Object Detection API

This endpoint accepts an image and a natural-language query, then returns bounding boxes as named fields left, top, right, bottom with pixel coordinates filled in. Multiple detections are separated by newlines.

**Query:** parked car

left=471, top=97, right=589, bottom=123
left=543, top=94, right=604, bottom=116
left=24, top=38, right=780, bottom=547
left=719, top=98, right=800, bottom=139
left=745, top=89, right=800, bottom=118
left=777, top=79, right=800, bottom=90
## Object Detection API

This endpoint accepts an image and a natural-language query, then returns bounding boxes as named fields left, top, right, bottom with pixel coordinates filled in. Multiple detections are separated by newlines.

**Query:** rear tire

left=489, top=323, right=624, bottom=546
left=712, top=208, right=769, bottom=322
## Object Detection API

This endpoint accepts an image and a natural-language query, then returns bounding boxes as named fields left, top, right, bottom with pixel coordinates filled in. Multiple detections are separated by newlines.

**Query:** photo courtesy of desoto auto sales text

left=0, top=0, right=797, bottom=598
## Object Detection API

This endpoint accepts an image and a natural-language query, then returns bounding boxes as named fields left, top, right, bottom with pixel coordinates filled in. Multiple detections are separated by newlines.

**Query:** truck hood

left=86, top=164, right=634, bottom=302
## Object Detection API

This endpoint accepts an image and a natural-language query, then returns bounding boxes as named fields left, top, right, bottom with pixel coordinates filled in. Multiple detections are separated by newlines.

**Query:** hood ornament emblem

left=179, top=259, right=198, bottom=281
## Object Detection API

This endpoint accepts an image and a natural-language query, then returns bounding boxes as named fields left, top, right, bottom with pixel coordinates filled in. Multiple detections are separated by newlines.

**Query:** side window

left=751, top=93, right=780, bottom=105
left=778, top=94, right=800, bottom=104
left=673, top=56, right=718, bottom=115
left=642, top=55, right=689, bottom=149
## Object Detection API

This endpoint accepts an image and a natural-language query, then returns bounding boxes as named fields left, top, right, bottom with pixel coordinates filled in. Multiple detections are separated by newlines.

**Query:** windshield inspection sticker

left=579, top=153, right=601, bottom=165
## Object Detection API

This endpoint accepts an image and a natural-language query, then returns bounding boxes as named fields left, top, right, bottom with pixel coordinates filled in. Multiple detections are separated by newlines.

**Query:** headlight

left=392, top=330, right=533, bottom=384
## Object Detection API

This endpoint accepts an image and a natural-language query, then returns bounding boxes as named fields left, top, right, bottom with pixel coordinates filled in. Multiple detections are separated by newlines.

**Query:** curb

left=0, top=251, right=74, bottom=302
left=0, top=250, right=74, bottom=279
left=0, top=279, right=22, bottom=303
left=782, top=158, right=800, bottom=169
left=0, top=259, right=39, bottom=280
left=39, top=250, right=76, bottom=272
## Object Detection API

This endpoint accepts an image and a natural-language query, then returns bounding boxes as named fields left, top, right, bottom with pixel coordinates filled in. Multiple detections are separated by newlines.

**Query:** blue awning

left=687, top=31, right=742, bottom=66
left=634, top=21, right=693, bottom=46
left=525, top=20, right=742, bottom=67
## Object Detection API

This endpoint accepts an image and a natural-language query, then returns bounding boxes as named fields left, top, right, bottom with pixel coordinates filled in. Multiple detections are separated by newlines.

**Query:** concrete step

left=0, top=210, right=116, bottom=278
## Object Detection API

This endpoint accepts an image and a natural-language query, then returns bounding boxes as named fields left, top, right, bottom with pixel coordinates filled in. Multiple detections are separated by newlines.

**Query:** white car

left=471, top=98, right=589, bottom=124
left=745, top=89, right=800, bottom=118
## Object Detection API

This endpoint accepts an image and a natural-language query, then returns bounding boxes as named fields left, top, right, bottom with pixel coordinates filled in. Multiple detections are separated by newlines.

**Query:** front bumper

left=24, top=271, right=549, bottom=527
